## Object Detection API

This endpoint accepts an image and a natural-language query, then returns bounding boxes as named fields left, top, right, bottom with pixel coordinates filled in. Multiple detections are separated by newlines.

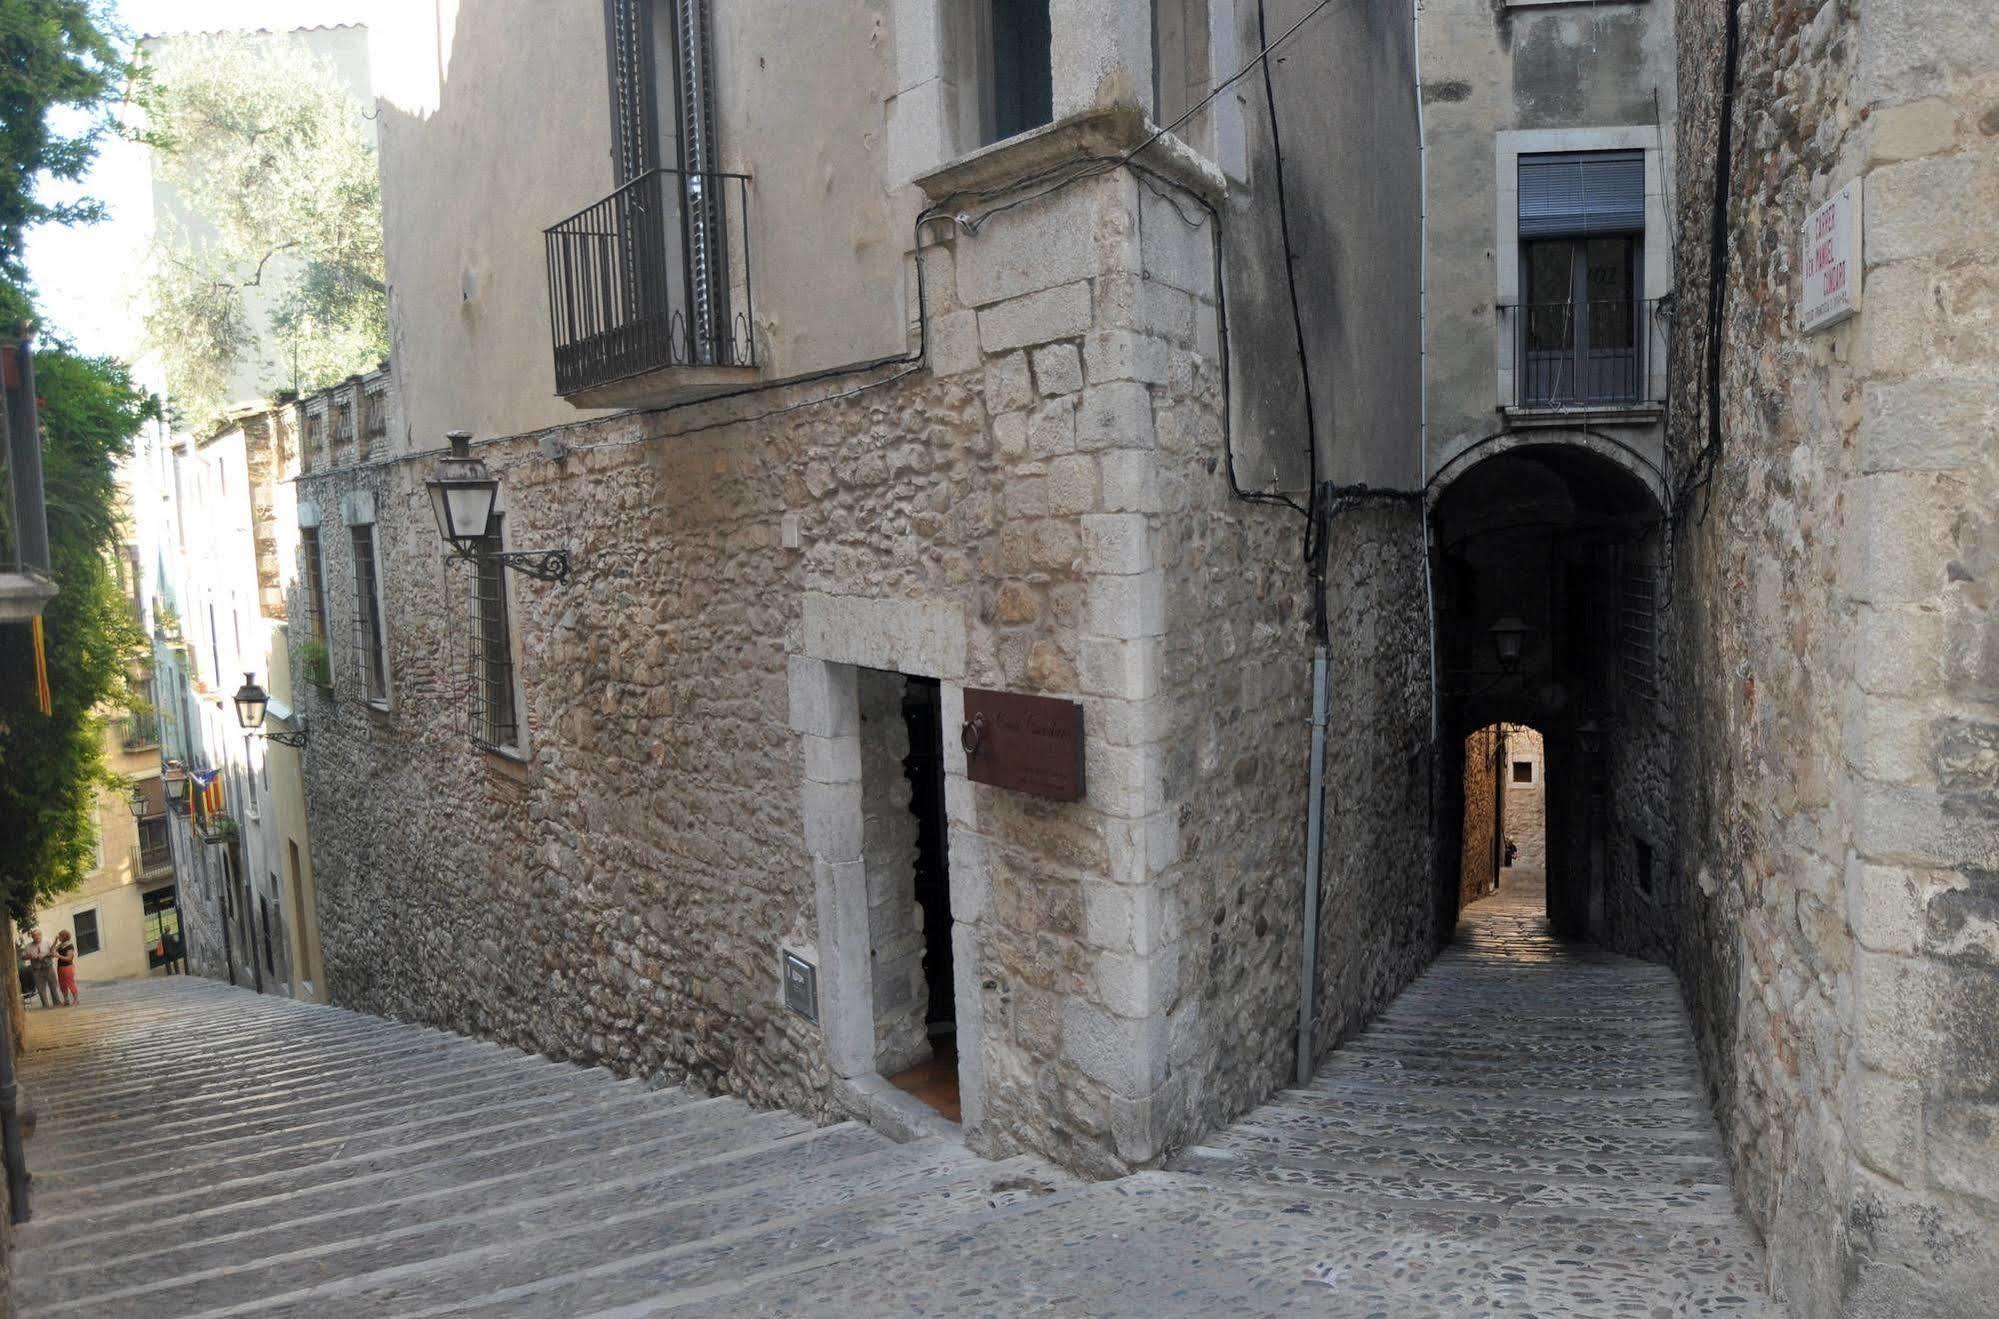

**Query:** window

left=139, top=814, right=171, bottom=871
left=305, top=409, right=326, bottom=465
left=73, top=908, right=100, bottom=957
left=351, top=523, right=389, bottom=704
left=1151, top=0, right=1210, bottom=135
left=1516, top=152, right=1646, bottom=407
left=143, top=887, right=180, bottom=969
left=1634, top=838, right=1655, bottom=895
left=1512, top=760, right=1534, bottom=785
left=260, top=894, right=277, bottom=975
left=472, top=515, right=520, bottom=749
left=300, top=525, right=329, bottom=652
left=982, top=0, right=1053, bottom=144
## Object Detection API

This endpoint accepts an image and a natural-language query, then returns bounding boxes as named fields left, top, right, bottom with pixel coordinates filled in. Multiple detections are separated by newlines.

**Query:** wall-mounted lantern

left=1488, top=616, right=1530, bottom=672
left=1577, top=718, right=1604, bottom=756
left=126, top=784, right=150, bottom=820
left=232, top=673, right=310, bottom=748
left=425, top=430, right=569, bottom=583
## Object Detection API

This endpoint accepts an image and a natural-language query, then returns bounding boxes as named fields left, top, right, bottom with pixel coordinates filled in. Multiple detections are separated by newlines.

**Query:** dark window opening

left=882, top=673, right=959, bottom=1124
left=471, top=515, right=519, bottom=749
left=1516, top=151, right=1648, bottom=407
left=1635, top=838, right=1654, bottom=894
left=351, top=524, right=388, bottom=704
left=73, top=909, right=100, bottom=957
left=988, top=0, right=1053, bottom=143
left=302, top=526, right=330, bottom=650
left=143, top=887, right=181, bottom=970
left=1512, top=759, right=1533, bottom=784
left=260, top=894, right=276, bottom=975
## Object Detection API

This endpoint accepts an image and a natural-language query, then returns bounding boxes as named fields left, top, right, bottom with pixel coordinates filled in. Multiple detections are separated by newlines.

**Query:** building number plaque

left=782, top=950, right=818, bottom=1022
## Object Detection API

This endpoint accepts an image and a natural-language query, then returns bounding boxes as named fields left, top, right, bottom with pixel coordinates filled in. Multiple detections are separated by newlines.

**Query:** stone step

left=1180, top=1145, right=1742, bottom=1222
left=595, top=1171, right=1774, bottom=1318
left=21, top=1110, right=860, bottom=1314
left=155, top=1149, right=1059, bottom=1319
left=1268, top=1080, right=1727, bottom=1132
left=1220, top=1099, right=1726, bottom=1157
left=1205, top=1116, right=1732, bottom=1182
left=22, top=1088, right=739, bottom=1233
left=1312, top=1051, right=1705, bottom=1092
left=36, top=1050, right=630, bottom=1175
left=1300, top=1067, right=1706, bottom=1104
left=1341, top=1031, right=1700, bottom=1065
left=26, top=1092, right=804, bottom=1255
left=24, top=1001, right=418, bottom=1090
left=424, top=1157, right=1077, bottom=1319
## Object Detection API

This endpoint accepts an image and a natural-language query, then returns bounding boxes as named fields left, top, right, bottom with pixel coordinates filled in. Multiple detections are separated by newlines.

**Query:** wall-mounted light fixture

left=425, top=430, right=569, bottom=583
left=126, top=784, right=150, bottom=820
left=231, top=674, right=310, bottom=748
left=1488, top=616, right=1530, bottom=672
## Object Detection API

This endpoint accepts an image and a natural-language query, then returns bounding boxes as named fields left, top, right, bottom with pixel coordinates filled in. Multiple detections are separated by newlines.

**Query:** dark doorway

left=888, top=676, right=958, bottom=1122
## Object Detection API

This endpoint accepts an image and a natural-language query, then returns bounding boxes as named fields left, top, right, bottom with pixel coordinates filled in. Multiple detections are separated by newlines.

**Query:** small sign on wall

left=1801, top=180, right=1862, bottom=333
left=782, top=950, right=818, bottom=1022
left=961, top=688, right=1085, bottom=801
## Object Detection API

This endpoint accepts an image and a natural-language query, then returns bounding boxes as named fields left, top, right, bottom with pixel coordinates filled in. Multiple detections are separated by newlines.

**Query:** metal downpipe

left=1296, top=644, right=1331, bottom=1085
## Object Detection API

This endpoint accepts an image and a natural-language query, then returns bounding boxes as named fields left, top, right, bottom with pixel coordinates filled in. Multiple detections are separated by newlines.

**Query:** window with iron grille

left=300, top=526, right=329, bottom=650
left=351, top=523, right=389, bottom=704
left=334, top=398, right=355, bottom=455
left=305, top=409, right=326, bottom=463
left=362, top=387, right=387, bottom=440
left=470, top=516, right=519, bottom=748
left=73, top=908, right=100, bottom=956
left=1618, top=552, right=1658, bottom=703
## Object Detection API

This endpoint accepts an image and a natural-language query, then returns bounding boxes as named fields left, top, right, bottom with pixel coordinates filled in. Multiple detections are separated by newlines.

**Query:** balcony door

left=1521, top=236, right=1639, bottom=406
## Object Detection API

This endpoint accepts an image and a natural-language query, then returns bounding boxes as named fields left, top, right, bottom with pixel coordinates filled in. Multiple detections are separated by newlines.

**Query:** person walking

left=24, top=929, right=57, bottom=1008
left=53, top=930, right=78, bottom=1006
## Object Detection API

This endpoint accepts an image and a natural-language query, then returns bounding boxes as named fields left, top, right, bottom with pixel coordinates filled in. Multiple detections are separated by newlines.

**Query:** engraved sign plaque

left=782, top=950, right=818, bottom=1022
left=961, top=688, right=1085, bottom=801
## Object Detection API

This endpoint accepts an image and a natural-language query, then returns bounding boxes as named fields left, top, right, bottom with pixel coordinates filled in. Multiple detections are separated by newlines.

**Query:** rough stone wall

left=1461, top=725, right=1499, bottom=906
left=857, top=668, right=928, bottom=1077
left=1304, top=503, right=1438, bottom=1062
left=1666, top=0, right=1999, bottom=1311
left=1502, top=727, right=1545, bottom=871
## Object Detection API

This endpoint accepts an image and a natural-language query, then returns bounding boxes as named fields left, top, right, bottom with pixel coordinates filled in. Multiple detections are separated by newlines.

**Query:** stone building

left=1655, top=0, right=1999, bottom=1311
left=296, top=0, right=1431, bottom=1176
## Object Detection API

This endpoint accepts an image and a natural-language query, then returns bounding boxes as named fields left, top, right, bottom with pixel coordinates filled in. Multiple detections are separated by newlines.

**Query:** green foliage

left=299, top=636, right=331, bottom=689
left=0, top=344, right=156, bottom=919
left=0, top=0, right=127, bottom=292
left=141, top=34, right=385, bottom=428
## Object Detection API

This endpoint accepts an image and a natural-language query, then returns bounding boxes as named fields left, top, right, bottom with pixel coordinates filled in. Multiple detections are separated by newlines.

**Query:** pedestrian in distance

left=24, top=928, right=58, bottom=1008
left=54, top=930, right=78, bottom=1005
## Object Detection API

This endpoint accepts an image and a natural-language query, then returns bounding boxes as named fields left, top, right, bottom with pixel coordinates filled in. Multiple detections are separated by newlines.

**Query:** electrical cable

left=1672, top=0, right=1741, bottom=526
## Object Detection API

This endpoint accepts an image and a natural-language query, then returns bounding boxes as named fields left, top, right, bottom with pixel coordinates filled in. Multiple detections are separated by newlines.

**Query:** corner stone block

left=1090, top=942, right=1180, bottom=1019
left=1110, top=1071, right=1185, bottom=1165
left=1845, top=858, right=1923, bottom=955
left=1854, top=606, right=1945, bottom=698
left=1860, top=377, right=1994, bottom=474
left=1088, top=570, right=1167, bottom=639
left=801, top=779, right=865, bottom=863
left=1854, top=781, right=1999, bottom=871
left=813, top=856, right=876, bottom=1078
left=1031, top=342, right=1085, bottom=397
left=985, top=351, right=1036, bottom=414
left=1080, top=635, right=1163, bottom=699
left=927, top=308, right=982, bottom=377
left=956, top=199, right=1101, bottom=309
left=789, top=656, right=858, bottom=737
left=946, top=824, right=991, bottom=921
left=1046, top=454, right=1101, bottom=516
left=1084, top=330, right=1171, bottom=386
left=1082, top=513, right=1152, bottom=575
left=1099, top=449, right=1162, bottom=512
left=1087, top=740, right=1166, bottom=819
left=1061, top=999, right=1170, bottom=1095
left=1077, top=381, right=1156, bottom=451
left=978, top=282, right=1094, bottom=354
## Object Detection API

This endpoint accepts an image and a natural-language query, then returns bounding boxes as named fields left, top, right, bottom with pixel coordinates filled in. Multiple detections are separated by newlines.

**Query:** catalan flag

left=189, top=768, right=224, bottom=819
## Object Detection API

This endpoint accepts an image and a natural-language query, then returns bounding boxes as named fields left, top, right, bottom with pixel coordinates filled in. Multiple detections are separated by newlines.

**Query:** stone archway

left=1428, top=440, right=1668, bottom=942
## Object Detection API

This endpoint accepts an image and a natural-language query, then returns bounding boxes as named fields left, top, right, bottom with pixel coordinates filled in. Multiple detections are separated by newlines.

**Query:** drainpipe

left=1413, top=0, right=1444, bottom=918
left=1296, top=643, right=1331, bottom=1085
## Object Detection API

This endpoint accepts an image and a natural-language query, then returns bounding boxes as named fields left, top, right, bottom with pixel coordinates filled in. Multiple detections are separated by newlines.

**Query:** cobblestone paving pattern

left=15, top=873, right=1771, bottom=1316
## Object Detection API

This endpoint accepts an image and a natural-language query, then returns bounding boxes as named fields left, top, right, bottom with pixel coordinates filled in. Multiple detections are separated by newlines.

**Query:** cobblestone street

left=15, top=877, right=1772, bottom=1316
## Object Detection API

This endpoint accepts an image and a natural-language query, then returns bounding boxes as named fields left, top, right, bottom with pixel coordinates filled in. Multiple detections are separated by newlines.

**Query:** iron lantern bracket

left=260, top=727, right=311, bottom=749
left=447, top=544, right=570, bottom=584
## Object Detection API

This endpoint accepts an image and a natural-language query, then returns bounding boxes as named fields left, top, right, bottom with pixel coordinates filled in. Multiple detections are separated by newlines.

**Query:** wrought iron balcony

left=544, top=167, right=756, bottom=407
left=1501, top=299, right=1668, bottom=412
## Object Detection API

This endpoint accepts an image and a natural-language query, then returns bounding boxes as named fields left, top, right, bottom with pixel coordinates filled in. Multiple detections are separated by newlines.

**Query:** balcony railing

left=1501, top=299, right=1667, bottom=410
left=544, top=168, right=755, bottom=397
left=121, top=710, right=161, bottom=750
left=137, top=816, right=171, bottom=874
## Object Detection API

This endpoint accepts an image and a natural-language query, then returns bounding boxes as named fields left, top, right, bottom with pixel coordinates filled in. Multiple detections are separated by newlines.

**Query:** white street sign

left=1801, top=179, right=1862, bottom=333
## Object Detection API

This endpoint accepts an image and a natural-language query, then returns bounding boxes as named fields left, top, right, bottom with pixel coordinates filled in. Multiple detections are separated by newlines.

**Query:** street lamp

left=1488, top=616, right=1530, bottom=672
left=425, top=430, right=569, bottom=582
left=232, top=673, right=310, bottom=748
left=127, top=784, right=149, bottom=819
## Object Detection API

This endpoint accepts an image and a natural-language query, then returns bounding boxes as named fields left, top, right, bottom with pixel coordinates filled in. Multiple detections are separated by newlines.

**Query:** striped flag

left=190, top=768, right=224, bottom=819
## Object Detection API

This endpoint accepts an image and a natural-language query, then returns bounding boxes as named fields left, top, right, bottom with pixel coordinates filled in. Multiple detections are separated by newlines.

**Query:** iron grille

left=469, top=520, right=519, bottom=748
left=300, top=526, right=329, bottom=648
left=1618, top=554, right=1658, bottom=702
left=351, top=523, right=388, bottom=703
left=305, top=408, right=327, bottom=464
left=544, top=167, right=754, bottom=394
left=334, top=398, right=355, bottom=449
left=362, top=387, right=387, bottom=442
left=1502, top=299, right=1666, bottom=408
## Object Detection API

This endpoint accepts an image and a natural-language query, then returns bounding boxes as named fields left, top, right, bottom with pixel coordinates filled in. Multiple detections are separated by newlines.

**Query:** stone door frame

left=785, top=593, right=986, bottom=1143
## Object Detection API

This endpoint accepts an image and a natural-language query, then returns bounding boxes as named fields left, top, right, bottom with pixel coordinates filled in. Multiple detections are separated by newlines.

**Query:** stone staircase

left=13, top=875, right=1776, bottom=1315
left=12, top=981, right=1069, bottom=1318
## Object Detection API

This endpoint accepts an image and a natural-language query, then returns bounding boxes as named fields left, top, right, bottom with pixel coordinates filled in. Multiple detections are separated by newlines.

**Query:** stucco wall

left=1460, top=724, right=1499, bottom=905
left=1502, top=725, right=1544, bottom=871
left=1417, top=0, right=1677, bottom=479
left=1666, top=0, right=1999, bottom=1311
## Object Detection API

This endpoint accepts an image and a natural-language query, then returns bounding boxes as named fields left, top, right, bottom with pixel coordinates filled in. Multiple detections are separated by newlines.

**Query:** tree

left=0, top=344, right=155, bottom=919
left=0, top=0, right=127, bottom=317
left=141, top=34, right=385, bottom=427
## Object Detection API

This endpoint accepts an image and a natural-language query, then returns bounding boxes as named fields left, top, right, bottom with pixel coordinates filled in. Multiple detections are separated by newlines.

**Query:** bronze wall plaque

left=961, top=688, right=1085, bottom=801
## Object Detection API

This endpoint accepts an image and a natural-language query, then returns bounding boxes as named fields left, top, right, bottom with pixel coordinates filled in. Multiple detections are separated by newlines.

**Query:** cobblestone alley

left=14, top=877, right=1773, bottom=1316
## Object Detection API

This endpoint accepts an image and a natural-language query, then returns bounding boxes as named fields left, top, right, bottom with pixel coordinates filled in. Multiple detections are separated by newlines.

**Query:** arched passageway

left=1430, top=440, right=1668, bottom=945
